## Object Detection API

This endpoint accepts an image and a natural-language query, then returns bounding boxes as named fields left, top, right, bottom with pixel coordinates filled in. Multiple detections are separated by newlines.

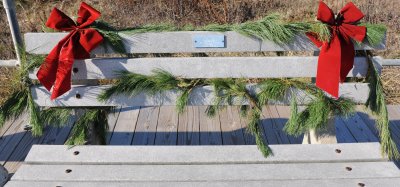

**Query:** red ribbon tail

left=315, top=34, right=342, bottom=98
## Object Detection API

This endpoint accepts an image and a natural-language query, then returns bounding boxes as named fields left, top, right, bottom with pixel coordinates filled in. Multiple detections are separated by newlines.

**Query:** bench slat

left=29, top=57, right=371, bottom=80
left=30, top=83, right=370, bottom=107
left=11, top=162, right=400, bottom=182
left=24, top=32, right=385, bottom=54
left=24, top=143, right=386, bottom=164
left=6, top=178, right=400, bottom=187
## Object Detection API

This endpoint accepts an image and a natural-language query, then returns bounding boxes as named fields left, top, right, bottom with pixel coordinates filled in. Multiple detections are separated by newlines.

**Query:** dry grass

left=0, top=0, right=399, bottom=104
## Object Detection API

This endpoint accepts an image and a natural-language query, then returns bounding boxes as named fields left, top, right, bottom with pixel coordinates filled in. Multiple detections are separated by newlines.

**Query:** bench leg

left=302, top=118, right=337, bottom=144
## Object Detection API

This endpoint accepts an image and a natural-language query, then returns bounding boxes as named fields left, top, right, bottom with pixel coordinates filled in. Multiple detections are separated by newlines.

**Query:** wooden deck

left=1, top=105, right=400, bottom=175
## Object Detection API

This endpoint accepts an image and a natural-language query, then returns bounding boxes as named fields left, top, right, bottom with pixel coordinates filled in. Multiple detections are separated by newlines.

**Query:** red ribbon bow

left=307, top=1, right=366, bottom=98
left=37, top=2, right=103, bottom=99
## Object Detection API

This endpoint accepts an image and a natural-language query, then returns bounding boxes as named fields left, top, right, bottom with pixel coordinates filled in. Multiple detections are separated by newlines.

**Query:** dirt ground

left=0, top=0, right=399, bottom=104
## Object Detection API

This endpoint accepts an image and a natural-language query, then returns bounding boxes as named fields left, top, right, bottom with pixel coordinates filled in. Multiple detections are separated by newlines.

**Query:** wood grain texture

left=199, top=106, right=222, bottom=145
left=109, top=107, right=140, bottom=145
left=29, top=57, right=373, bottom=80
left=6, top=179, right=400, bottom=187
left=23, top=143, right=388, bottom=164
left=219, top=106, right=246, bottom=145
left=11, top=162, right=400, bottom=182
left=24, top=32, right=385, bottom=55
left=31, top=83, right=371, bottom=107
left=177, top=106, right=200, bottom=145
left=154, top=106, right=179, bottom=145
left=131, top=107, right=159, bottom=145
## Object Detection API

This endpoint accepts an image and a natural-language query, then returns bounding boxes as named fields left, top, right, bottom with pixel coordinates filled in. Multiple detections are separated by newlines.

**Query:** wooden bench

left=7, top=31, right=400, bottom=185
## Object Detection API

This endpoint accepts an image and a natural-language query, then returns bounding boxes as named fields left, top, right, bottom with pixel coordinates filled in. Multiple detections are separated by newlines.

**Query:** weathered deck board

left=198, top=106, right=222, bottom=145
left=177, top=106, right=200, bottom=145
left=154, top=106, right=179, bottom=145
left=105, top=107, right=121, bottom=144
left=109, top=107, right=139, bottom=145
left=131, top=107, right=159, bottom=145
left=219, top=106, right=246, bottom=145
left=2, top=105, right=400, bottom=179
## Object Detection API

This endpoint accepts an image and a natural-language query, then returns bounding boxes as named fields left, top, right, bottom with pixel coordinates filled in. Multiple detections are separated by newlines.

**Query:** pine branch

left=308, top=22, right=331, bottom=42
left=282, top=79, right=356, bottom=136
left=66, top=108, right=110, bottom=145
left=0, top=89, right=29, bottom=128
left=41, top=108, right=73, bottom=127
left=362, top=23, right=387, bottom=47
left=28, top=89, right=43, bottom=136
left=365, top=51, right=400, bottom=160
left=98, top=69, right=179, bottom=101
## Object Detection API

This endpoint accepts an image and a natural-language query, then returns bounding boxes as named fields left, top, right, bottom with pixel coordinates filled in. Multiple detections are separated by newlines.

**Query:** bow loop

left=77, top=2, right=101, bottom=28
left=339, top=2, right=365, bottom=24
left=339, top=24, right=366, bottom=42
left=317, top=1, right=335, bottom=25
left=46, top=8, right=76, bottom=31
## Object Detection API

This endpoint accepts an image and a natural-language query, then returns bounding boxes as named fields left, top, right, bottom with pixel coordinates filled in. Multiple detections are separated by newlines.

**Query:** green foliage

left=41, top=108, right=73, bottom=127
left=121, top=23, right=177, bottom=34
left=234, top=14, right=307, bottom=44
left=257, top=79, right=291, bottom=106
left=247, top=108, right=272, bottom=157
left=284, top=80, right=356, bottom=136
left=207, top=78, right=272, bottom=157
left=91, top=21, right=126, bottom=54
left=0, top=89, right=29, bottom=128
left=28, top=91, right=43, bottom=136
left=98, top=69, right=179, bottom=101
left=362, top=23, right=387, bottom=47
left=176, top=89, right=190, bottom=114
left=66, top=108, right=109, bottom=145
left=364, top=51, right=399, bottom=160
left=308, top=22, right=331, bottom=42
left=88, top=14, right=384, bottom=52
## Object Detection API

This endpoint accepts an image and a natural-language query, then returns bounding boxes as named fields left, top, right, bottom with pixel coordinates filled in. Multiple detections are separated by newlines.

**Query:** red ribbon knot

left=307, top=1, right=366, bottom=98
left=37, top=2, right=103, bottom=100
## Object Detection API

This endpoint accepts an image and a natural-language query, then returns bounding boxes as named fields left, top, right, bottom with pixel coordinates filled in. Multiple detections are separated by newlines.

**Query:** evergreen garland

left=66, top=108, right=110, bottom=145
left=0, top=13, right=391, bottom=152
left=98, top=71, right=361, bottom=157
left=364, top=51, right=400, bottom=160
left=90, top=14, right=386, bottom=53
left=0, top=50, right=44, bottom=136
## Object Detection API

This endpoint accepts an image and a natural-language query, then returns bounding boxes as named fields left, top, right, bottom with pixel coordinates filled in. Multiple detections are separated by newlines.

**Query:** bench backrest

left=24, top=31, right=385, bottom=107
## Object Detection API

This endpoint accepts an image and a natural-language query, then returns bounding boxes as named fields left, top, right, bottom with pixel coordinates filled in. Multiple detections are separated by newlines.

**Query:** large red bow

left=37, top=2, right=103, bottom=99
left=307, top=1, right=366, bottom=98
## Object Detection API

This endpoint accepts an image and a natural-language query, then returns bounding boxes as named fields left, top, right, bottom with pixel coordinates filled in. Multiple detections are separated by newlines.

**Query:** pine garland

left=0, top=13, right=390, bottom=151
left=364, top=51, right=400, bottom=160
left=0, top=49, right=44, bottom=136
left=65, top=108, right=110, bottom=145
left=89, top=14, right=385, bottom=54
left=98, top=71, right=360, bottom=157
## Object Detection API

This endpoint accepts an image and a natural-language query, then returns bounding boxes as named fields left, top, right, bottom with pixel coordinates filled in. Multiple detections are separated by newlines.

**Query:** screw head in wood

left=345, top=167, right=352, bottom=171
left=65, top=169, right=72, bottom=173
left=358, top=183, right=365, bottom=187
left=335, top=149, right=341, bottom=153
left=72, top=67, right=79, bottom=73
left=75, top=93, right=81, bottom=99
left=73, top=151, right=80, bottom=155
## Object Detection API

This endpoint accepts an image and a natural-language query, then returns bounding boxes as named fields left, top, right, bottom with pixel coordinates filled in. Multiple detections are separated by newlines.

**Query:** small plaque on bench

left=193, top=35, right=225, bottom=48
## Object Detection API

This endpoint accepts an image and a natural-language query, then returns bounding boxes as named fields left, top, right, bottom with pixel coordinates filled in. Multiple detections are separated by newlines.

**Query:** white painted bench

left=9, top=31, right=398, bottom=185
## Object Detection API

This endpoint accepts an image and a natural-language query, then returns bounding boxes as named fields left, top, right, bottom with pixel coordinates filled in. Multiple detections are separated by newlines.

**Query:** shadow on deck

left=1, top=105, right=400, bottom=174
